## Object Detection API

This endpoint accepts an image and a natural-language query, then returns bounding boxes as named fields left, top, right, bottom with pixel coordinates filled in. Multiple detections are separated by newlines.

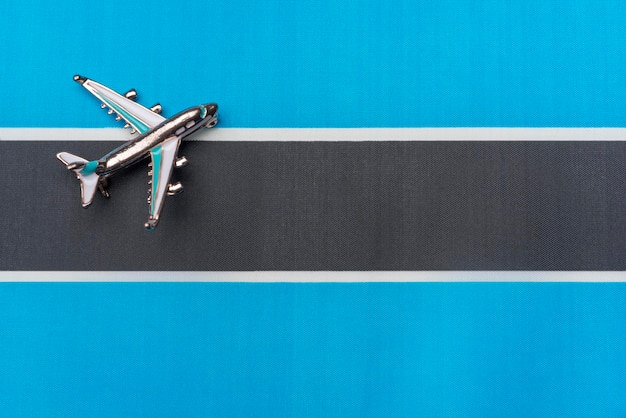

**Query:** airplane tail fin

left=56, top=152, right=101, bottom=207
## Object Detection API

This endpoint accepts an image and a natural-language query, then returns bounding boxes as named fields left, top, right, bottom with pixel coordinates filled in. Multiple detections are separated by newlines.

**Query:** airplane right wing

left=74, top=75, right=165, bottom=134
left=145, top=136, right=182, bottom=229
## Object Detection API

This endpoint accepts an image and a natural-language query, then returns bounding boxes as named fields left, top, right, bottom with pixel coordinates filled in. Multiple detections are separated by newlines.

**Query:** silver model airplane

left=57, top=75, right=218, bottom=229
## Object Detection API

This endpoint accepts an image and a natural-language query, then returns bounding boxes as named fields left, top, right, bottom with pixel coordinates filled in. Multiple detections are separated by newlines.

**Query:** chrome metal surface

left=57, top=75, right=219, bottom=229
left=175, top=156, right=188, bottom=168
left=167, top=182, right=183, bottom=196
left=124, top=89, right=137, bottom=101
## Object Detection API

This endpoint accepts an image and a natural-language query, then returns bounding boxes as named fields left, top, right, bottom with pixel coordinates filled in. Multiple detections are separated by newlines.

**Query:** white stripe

left=0, top=271, right=624, bottom=282
left=1, top=127, right=625, bottom=142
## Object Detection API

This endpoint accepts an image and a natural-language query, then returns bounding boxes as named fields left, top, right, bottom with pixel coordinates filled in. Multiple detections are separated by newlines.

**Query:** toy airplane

left=57, top=75, right=218, bottom=229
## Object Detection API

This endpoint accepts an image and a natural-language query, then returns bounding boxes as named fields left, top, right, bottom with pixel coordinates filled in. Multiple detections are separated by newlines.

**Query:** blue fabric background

left=1, top=1, right=626, bottom=128
left=1, top=283, right=625, bottom=417
left=1, top=1, right=626, bottom=416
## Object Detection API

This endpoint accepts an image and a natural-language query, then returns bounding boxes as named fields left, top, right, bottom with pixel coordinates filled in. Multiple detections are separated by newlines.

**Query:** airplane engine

left=175, top=156, right=189, bottom=168
left=124, top=89, right=137, bottom=101
left=167, top=182, right=183, bottom=196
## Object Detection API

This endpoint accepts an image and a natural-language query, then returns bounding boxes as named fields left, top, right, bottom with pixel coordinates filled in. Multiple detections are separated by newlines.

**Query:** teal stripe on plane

left=149, top=145, right=162, bottom=216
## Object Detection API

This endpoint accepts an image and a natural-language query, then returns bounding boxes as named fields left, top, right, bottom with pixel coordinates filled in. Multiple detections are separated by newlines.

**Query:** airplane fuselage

left=58, top=74, right=218, bottom=229
left=95, top=104, right=217, bottom=176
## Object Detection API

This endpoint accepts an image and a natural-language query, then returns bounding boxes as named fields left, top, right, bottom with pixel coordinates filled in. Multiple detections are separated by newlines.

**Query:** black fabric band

left=1, top=140, right=624, bottom=270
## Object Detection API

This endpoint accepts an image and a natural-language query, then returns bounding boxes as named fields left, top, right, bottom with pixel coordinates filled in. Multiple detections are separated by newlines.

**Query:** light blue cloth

left=1, top=283, right=625, bottom=417
left=0, top=1, right=625, bottom=127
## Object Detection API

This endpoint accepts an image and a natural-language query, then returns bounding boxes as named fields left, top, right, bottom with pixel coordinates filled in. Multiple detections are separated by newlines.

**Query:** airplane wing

left=145, top=136, right=182, bottom=229
left=74, top=75, right=165, bottom=134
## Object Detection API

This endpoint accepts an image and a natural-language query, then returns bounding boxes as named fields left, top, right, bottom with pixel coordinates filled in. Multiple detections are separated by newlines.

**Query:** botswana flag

left=1, top=1, right=625, bottom=416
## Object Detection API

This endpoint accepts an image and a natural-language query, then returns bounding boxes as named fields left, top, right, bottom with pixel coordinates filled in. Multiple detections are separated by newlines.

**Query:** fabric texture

left=2, top=140, right=625, bottom=270
left=1, top=0, right=626, bottom=416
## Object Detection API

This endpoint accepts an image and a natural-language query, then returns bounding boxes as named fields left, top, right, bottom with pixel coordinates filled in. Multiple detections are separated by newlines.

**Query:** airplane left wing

left=145, top=136, right=182, bottom=229
left=74, top=75, right=165, bottom=134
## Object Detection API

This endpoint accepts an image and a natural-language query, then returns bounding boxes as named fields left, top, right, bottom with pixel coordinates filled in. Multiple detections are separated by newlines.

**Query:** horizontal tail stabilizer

left=56, top=152, right=100, bottom=207
left=57, top=151, right=87, bottom=168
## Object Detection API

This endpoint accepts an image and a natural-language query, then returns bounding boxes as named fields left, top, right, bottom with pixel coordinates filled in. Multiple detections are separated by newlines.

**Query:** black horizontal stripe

left=1, top=140, right=625, bottom=270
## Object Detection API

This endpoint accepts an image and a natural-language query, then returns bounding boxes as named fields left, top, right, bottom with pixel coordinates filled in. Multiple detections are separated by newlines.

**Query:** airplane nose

left=73, top=74, right=87, bottom=84
left=203, top=104, right=218, bottom=127
left=204, top=103, right=218, bottom=115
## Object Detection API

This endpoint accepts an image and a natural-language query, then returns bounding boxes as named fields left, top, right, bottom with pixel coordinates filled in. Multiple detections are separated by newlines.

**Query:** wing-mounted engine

left=167, top=182, right=183, bottom=196
left=150, top=104, right=162, bottom=114
left=124, top=89, right=137, bottom=101
left=175, top=156, right=188, bottom=168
